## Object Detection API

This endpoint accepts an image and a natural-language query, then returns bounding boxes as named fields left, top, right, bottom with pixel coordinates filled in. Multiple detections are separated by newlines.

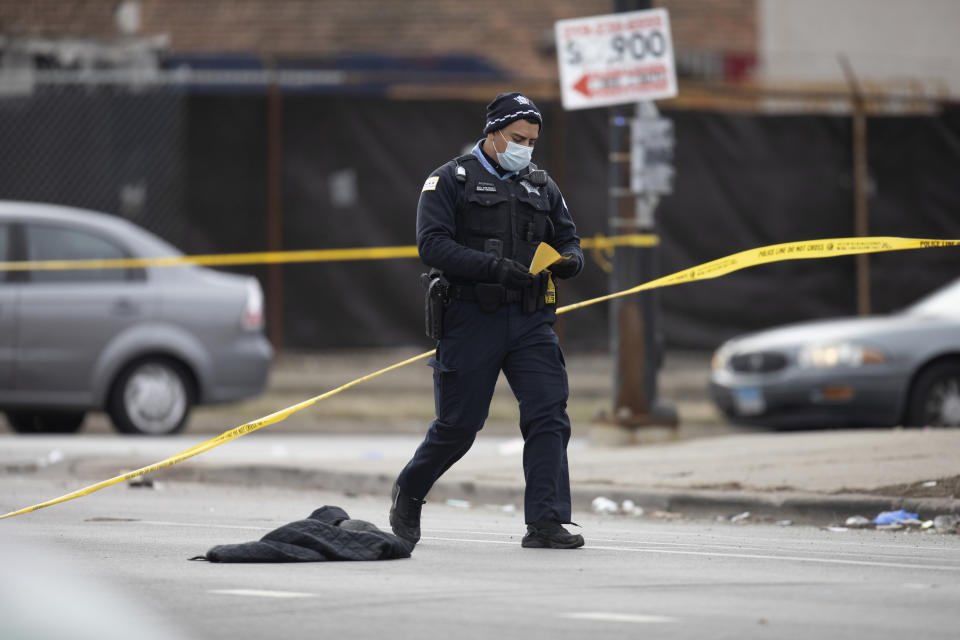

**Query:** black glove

left=549, top=254, right=581, bottom=279
left=492, top=258, right=537, bottom=289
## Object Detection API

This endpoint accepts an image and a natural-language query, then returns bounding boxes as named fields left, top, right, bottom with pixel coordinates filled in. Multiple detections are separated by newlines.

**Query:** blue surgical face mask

left=496, top=130, right=533, bottom=171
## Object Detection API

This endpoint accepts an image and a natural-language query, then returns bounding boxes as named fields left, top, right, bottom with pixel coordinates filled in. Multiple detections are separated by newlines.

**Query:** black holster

left=421, top=270, right=449, bottom=341
left=521, top=272, right=549, bottom=315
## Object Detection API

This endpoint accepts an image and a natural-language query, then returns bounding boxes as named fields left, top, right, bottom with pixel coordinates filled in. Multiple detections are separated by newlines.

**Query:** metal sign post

left=555, top=6, right=678, bottom=444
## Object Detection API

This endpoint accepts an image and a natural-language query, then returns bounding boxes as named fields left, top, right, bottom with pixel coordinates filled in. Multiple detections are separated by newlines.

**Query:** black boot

left=521, top=519, right=584, bottom=549
left=389, top=482, right=425, bottom=544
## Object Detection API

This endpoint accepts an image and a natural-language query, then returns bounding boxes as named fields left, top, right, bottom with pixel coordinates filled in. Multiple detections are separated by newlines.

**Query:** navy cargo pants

left=397, top=298, right=572, bottom=524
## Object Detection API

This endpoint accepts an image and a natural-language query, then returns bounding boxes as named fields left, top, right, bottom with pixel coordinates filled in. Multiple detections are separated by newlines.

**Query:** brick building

left=4, top=1, right=956, bottom=104
left=0, top=1, right=757, bottom=82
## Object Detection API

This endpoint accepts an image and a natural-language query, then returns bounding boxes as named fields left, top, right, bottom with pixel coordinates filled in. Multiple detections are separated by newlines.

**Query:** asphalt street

left=3, top=347, right=959, bottom=639
left=3, top=475, right=960, bottom=640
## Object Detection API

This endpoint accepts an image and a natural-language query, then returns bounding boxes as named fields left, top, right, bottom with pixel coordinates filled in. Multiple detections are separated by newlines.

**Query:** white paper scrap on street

left=555, top=8, right=678, bottom=110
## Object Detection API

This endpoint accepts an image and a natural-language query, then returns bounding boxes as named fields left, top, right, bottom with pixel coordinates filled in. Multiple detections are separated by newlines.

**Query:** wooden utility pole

left=593, top=0, right=677, bottom=445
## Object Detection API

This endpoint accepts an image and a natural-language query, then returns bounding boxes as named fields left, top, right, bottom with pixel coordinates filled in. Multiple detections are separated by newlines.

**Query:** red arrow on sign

left=572, top=74, right=592, bottom=97
left=573, top=64, right=670, bottom=98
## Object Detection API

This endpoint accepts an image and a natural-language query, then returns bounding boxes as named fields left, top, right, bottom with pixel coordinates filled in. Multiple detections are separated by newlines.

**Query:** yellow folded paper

left=529, top=242, right=563, bottom=274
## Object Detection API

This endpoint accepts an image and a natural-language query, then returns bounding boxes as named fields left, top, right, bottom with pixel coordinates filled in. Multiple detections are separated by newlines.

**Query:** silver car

left=710, top=277, right=960, bottom=428
left=0, top=201, right=273, bottom=435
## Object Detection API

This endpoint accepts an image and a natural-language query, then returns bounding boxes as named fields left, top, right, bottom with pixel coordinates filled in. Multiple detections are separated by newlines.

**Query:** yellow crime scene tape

left=0, top=245, right=419, bottom=271
left=2, top=235, right=958, bottom=519
left=0, top=234, right=655, bottom=272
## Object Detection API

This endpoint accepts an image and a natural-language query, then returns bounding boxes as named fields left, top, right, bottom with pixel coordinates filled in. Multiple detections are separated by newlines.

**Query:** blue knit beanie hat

left=483, top=92, right=543, bottom=135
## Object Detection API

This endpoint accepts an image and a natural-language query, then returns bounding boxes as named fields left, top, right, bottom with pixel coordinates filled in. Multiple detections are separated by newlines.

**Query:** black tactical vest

left=454, top=155, right=555, bottom=271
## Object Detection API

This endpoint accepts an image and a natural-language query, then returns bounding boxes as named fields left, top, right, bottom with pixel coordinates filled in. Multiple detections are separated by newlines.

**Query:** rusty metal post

left=840, top=55, right=871, bottom=316
left=610, top=107, right=647, bottom=420
left=591, top=104, right=677, bottom=446
left=266, top=73, right=285, bottom=347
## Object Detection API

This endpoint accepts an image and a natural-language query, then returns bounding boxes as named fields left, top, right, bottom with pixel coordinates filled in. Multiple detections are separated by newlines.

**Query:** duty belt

left=450, top=284, right=523, bottom=303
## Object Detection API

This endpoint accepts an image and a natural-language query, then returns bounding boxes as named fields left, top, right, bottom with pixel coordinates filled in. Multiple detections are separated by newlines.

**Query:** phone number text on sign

left=555, top=9, right=677, bottom=110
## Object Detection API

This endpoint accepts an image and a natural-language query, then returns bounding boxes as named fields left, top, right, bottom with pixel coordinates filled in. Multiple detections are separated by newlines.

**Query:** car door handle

left=112, top=298, right=140, bottom=316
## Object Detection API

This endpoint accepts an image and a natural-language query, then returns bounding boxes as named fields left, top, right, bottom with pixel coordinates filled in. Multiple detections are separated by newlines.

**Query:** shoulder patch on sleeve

left=422, top=176, right=440, bottom=192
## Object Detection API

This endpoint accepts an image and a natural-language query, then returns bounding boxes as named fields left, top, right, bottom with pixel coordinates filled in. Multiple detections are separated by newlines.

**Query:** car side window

left=26, top=224, right=137, bottom=283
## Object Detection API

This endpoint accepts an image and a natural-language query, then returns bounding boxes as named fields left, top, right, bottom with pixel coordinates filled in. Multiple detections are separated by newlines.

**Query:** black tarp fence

left=2, top=88, right=958, bottom=351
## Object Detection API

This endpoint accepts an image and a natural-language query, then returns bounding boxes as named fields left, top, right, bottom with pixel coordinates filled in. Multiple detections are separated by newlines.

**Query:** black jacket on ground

left=195, top=506, right=414, bottom=563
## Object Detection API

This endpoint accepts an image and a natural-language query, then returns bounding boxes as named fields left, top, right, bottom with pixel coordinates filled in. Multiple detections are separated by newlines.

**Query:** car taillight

left=242, top=279, right=265, bottom=331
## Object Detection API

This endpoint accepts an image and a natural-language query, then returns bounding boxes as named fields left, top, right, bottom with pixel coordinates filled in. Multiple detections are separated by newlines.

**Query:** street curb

left=159, top=464, right=960, bottom=525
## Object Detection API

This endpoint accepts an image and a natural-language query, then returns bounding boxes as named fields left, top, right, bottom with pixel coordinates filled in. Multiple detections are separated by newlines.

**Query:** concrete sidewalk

left=3, top=428, right=958, bottom=526
left=55, top=348, right=727, bottom=437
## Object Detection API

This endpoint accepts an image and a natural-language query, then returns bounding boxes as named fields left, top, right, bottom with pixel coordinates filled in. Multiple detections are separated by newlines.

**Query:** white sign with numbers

left=555, top=8, right=677, bottom=110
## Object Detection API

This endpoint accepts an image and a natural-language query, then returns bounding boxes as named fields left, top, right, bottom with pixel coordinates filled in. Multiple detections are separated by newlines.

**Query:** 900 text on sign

left=555, top=8, right=678, bottom=110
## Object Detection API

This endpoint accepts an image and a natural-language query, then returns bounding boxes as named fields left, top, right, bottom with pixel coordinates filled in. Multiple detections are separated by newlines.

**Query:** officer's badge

left=520, top=180, right=540, bottom=196
left=514, top=95, right=530, bottom=105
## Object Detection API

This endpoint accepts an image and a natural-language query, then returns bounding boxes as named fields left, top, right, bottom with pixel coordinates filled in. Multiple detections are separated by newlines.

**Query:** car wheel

left=108, top=358, right=193, bottom=435
left=905, top=360, right=960, bottom=427
left=5, top=410, right=86, bottom=434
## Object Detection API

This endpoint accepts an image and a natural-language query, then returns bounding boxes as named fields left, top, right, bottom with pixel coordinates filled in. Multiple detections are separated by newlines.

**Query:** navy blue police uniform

left=391, top=93, right=585, bottom=546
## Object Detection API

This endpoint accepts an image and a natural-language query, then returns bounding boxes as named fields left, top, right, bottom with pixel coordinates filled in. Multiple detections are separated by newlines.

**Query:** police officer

left=390, top=92, right=585, bottom=549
